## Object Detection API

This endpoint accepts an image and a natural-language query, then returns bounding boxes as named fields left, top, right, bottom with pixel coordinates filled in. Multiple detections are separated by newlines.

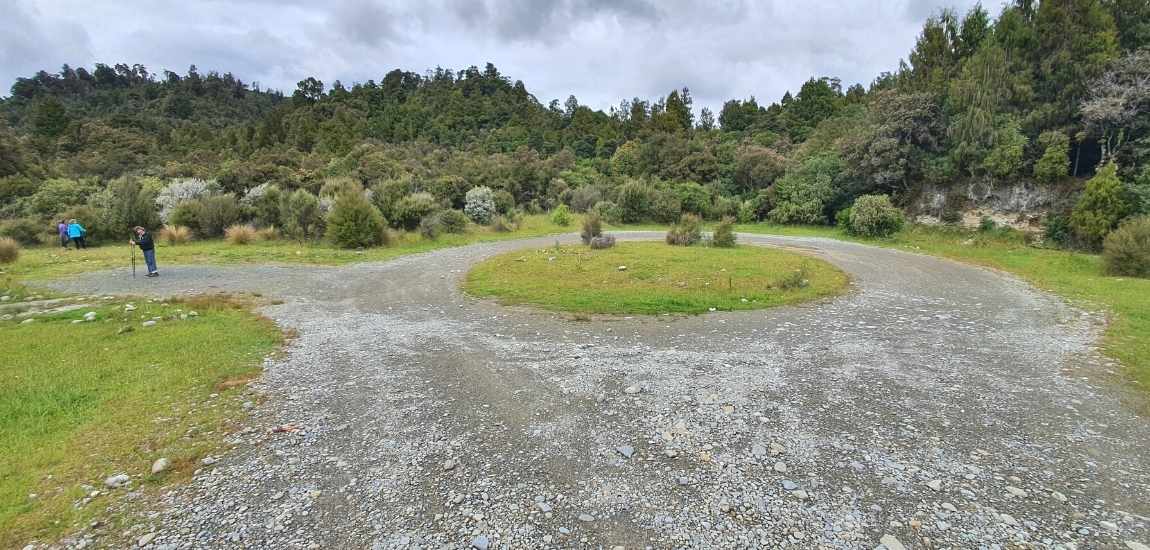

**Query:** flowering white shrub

left=464, top=186, right=497, bottom=224
left=156, top=178, right=219, bottom=222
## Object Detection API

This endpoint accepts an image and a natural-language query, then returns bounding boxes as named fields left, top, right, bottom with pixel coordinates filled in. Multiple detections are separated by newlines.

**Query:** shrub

left=675, top=182, right=712, bottom=215
left=492, top=189, right=516, bottom=214
left=284, top=189, right=323, bottom=240
left=0, top=237, right=19, bottom=264
left=618, top=180, right=654, bottom=223
left=835, top=207, right=852, bottom=229
left=91, top=176, right=161, bottom=236
left=419, top=214, right=443, bottom=240
left=392, top=192, right=438, bottom=230
left=1043, top=215, right=1074, bottom=247
left=319, top=177, right=364, bottom=199
left=168, top=201, right=204, bottom=235
left=737, top=201, right=756, bottom=224
left=243, top=183, right=283, bottom=227
left=568, top=186, right=602, bottom=212
left=0, top=218, right=44, bottom=246
left=589, top=235, right=616, bottom=249
left=437, top=209, right=470, bottom=233
left=159, top=225, right=192, bottom=245
left=369, top=177, right=412, bottom=221
left=711, top=195, right=740, bottom=220
left=24, top=178, right=99, bottom=216
left=326, top=192, right=387, bottom=248
left=712, top=217, right=737, bottom=247
left=847, top=194, right=904, bottom=237
left=666, top=214, right=703, bottom=246
left=979, top=216, right=997, bottom=232
left=491, top=210, right=522, bottom=233
left=1102, top=216, right=1150, bottom=277
left=591, top=201, right=622, bottom=224
left=768, top=153, right=841, bottom=225
left=650, top=189, right=683, bottom=223
left=550, top=204, right=572, bottom=226
left=581, top=212, right=603, bottom=245
left=198, top=194, right=242, bottom=237
left=1071, top=163, right=1131, bottom=247
left=224, top=224, right=258, bottom=245
left=1034, top=131, right=1070, bottom=184
left=256, top=226, right=279, bottom=241
left=776, top=263, right=810, bottom=290
left=156, top=178, right=218, bottom=223
left=464, top=186, right=497, bottom=224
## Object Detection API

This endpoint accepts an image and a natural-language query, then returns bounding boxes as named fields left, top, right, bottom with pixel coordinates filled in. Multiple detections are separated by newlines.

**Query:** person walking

left=57, top=220, right=70, bottom=249
left=67, top=219, right=87, bottom=249
left=130, top=226, right=158, bottom=277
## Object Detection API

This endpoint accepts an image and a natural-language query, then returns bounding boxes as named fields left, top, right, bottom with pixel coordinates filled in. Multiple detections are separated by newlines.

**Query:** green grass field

left=735, top=222, right=1150, bottom=393
left=463, top=241, right=848, bottom=314
left=0, top=294, right=281, bottom=547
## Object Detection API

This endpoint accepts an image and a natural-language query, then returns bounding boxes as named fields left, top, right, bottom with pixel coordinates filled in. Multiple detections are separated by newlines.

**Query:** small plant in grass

left=581, top=212, right=603, bottom=245
left=847, top=194, right=904, bottom=237
left=1103, top=216, right=1150, bottom=278
left=224, top=224, right=258, bottom=245
left=776, top=262, right=810, bottom=289
left=589, top=235, right=616, bottom=249
left=666, top=214, right=703, bottom=246
left=550, top=204, right=572, bottom=226
left=979, top=216, right=997, bottom=232
left=712, top=217, right=737, bottom=247
left=159, top=225, right=192, bottom=245
left=0, top=237, right=20, bottom=264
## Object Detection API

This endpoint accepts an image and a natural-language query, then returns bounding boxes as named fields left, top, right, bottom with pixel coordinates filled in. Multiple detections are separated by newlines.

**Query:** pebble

left=471, top=535, right=489, bottom=550
left=104, top=474, right=130, bottom=488
left=1051, top=490, right=1068, bottom=502
left=773, top=462, right=787, bottom=473
left=616, top=445, right=635, bottom=459
left=443, top=459, right=457, bottom=471
left=623, top=385, right=640, bottom=394
left=1006, top=486, right=1028, bottom=498
left=151, top=458, right=170, bottom=474
left=578, top=513, right=594, bottom=522
left=1126, top=542, right=1150, bottom=550
left=1101, top=520, right=1118, bottom=531
left=83, top=311, right=97, bottom=321
left=879, top=534, right=907, bottom=550
left=142, top=320, right=157, bottom=327
left=138, top=533, right=156, bottom=547
left=926, top=479, right=942, bottom=491
left=781, top=480, right=798, bottom=491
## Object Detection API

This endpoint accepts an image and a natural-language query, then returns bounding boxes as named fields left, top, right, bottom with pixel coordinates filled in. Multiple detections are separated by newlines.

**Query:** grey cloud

left=0, top=3, right=93, bottom=84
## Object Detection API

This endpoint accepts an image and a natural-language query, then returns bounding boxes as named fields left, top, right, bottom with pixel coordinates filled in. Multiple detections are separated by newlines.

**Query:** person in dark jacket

left=57, top=220, right=70, bottom=248
left=130, top=226, right=159, bottom=277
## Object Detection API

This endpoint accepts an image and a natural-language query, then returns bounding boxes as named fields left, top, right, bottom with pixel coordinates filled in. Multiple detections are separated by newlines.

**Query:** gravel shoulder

left=42, top=232, right=1150, bottom=549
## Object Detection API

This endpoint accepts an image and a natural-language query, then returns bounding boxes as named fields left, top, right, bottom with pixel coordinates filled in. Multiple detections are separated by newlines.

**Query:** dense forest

left=1, top=0, right=1148, bottom=249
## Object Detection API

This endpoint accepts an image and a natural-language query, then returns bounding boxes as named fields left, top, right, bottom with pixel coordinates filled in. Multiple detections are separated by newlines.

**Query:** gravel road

left=44, top=232, right=1150, bottom=549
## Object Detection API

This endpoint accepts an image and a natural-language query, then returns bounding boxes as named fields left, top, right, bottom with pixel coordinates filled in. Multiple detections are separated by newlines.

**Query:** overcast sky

left=2, top=0, right=982, bottom=113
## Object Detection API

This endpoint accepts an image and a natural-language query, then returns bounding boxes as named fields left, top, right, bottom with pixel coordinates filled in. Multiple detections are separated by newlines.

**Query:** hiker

left=57, top=219, right=69, bottom=248
left=130, top=226, right=158, bottom=277
left=67, top=219, right=87, bottom=249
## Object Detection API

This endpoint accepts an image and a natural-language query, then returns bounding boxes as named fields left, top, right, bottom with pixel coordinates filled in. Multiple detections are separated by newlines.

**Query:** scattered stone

left=616, top=445, right=635, bottom=459
left=117, top=325, right=134, bottom=335
left=1126, top=542, right=1150, bottom=550
left=83, top=311, right=97, bottom=321
left=471, top=535, right=489, bottom=550
left=926, top=479, right=943, bottom=492
left=124, top=304, right=136, bottom=311
left=1051, top=491, right=1068, bottom=502
left=1101, top=521, right=1118, bottom=531
left=104, top=474, right=130, bottom=489
left=20, top=318, right=34, bottom=325
left=1006, top=486, right=1028, bottom=498
left=443, top=459, right=457, bottom=471
left=879, top=534, right=907, bottom=550
left=781, top=479, right=799, bottom=491
left=751, top=444, right=767, bottom=458
left=138, top=533, right=156, bottom=547
left=151, top=458, right=170, bottom=475
left=617, top=265, right=627, bottom=271
left=773, top=462, right=788, bottom=473
left=578, top=513, right=594, bottom=522
left=536, top=502, right=552, bottom=513
left=790, top=490, right=809, bottom=500
left=141, top=320, right=157, bottom=327
left=941, top=502, right=957, bottom=513
left=623, top=385, right=640, bottom=395
left=999, top=513, right=1019, bottom=526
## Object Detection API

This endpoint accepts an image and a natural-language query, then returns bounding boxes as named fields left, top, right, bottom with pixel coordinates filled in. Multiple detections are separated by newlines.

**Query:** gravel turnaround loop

left=45, top=232, right=1150, bottom=549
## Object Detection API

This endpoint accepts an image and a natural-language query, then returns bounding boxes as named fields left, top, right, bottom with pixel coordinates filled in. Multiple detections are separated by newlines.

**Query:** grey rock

left=104, top=474, right=130, bottom=488
left=578, top=513, right=594, bottom=522
left=773, top=461, right=788, bottom=473
left=138, top=533, right=157, bottom=547
left=926, top=479, right=943, bottom=491
left=616, top=445, right=634, bottom=459
left=151, top=458, right=171, bottom=475
left=879, top=534, right=907, bottom=550
left=781, top=479, right=799, bottom=491
left=141, top=320, right=157, bottom=327
left=471, top=535, right=489, bottom=550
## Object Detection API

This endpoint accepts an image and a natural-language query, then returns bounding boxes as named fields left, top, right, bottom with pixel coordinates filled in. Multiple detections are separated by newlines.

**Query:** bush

left=394, top=192, right=439, bottom=230
left=224, top=224, right=258, bottom=245
left=979, top=216, right=997, bottom=232
left=768, top=153, right=841, bottom=225
left=666, top=214, right=703, bottom=246
left=168, top=201, right=204, bottom=235
left=198, top=194, right=242, bottom=237
left=159, top=225, right=192, bottom=245
left=492, top=189, right=516, bottom=214
left=284, top=189, right=323, bottom=240
left=650, top=189, right=683, bottom=223
left=591, top=201, right=622, bottom=224
left=847, top=195, right=904, bottom=237
left=618, top=180, right=654, bottom=223
left=1102, top=216, right=1150, bottom=277
left=256, top=226, right=279, bottom=241
left=156, top=178, right=218, bottom=223
left=491, top=211, right=522, bottom=233
left=589, top=235, right=616, bottom=249
left=1072, top=163, right=1131, bottom=247
left=835, top=207, right=852, bottom=229
left=737, top=201, right=756, bottom=224
left=711, top=195, right=740, bottom=220
left=1043, top=215, right=1074, bottom=247
left=326, top=192, right=387, bottom=248
left=0, top=218, right=44, bottom=246
left=0, top=237, right=19, bottom=264
left=419, top=214, right=443, bottom=240
left=712, top=217, right=737, bottom=247
left=465, top=186, right=497, bottom=224
left=581, top=212, right=603, bottom=245
left=244, top=184, right=283, bottom=227
left=567, top=186, right=602, bottom=212
left=776, top=263, right=810, bottom=290
left=437, top=209, right=470, bottom=233
left=1034, top=131, right=1070, bottom=184
left=550, top=204, right=572, bottom=226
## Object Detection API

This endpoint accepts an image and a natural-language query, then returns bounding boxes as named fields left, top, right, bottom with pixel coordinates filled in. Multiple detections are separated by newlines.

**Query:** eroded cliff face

left=909, top=179, right=1082, bottom=231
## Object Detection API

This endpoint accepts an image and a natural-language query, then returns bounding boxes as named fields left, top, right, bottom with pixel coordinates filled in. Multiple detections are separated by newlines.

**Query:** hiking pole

left=130, top=233, right=136, bottom=278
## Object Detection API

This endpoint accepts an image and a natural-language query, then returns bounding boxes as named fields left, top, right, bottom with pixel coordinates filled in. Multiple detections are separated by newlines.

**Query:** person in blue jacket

left=67, top=219, right=86, bottom=249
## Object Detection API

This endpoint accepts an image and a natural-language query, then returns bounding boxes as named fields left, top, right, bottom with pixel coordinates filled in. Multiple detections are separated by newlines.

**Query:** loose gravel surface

left=43, top=232, right=1150, bottom=550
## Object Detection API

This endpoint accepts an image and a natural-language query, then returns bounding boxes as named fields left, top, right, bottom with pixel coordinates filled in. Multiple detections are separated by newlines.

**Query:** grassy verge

left=733, top=222, right=1150, bottom=392
left=6, top=214, right=572, bottom=281
left=0, top=290, right=282, bottom=547
left=463, top=241, right=848, bottom=315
